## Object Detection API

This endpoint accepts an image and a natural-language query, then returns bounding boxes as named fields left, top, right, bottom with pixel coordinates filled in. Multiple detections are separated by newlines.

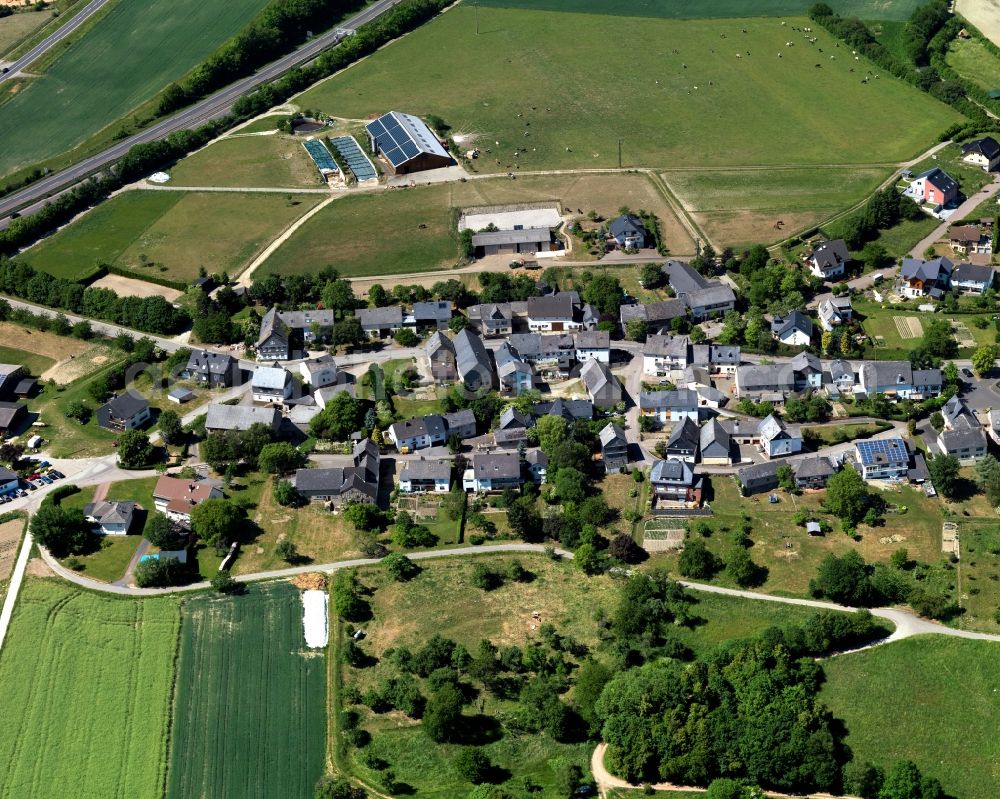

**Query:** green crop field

left=0, top=10, right=51, bottom=56
left=168, top=133, right=329, bottom=189
left=822, top=637, right=1000, bottom=799
left=662, top=166, right=891, bottom=246
left=0, top=579, right=180, bottom=799
left=476, top=0, right=926, bottom=21
left=167, top=582, right=326, bottom=799
left=947, top=36, right=1000, bottom=93
left=0, top=0, right=272, bottom=179
left=297, top=6, right=958, bottom=174
left=23, top=189, right=323, bottom=283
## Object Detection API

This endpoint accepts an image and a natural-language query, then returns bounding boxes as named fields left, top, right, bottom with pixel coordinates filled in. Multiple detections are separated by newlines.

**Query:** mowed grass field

left=662, top=166, right=891, bottom=246
left=0, top=10, right=51, bottom=56
left=23, top=190, right=323, bottom=282
left=821, top=637, right=1000, bottom=799
left=167, top=582, right=326, bottom=799
left=168, top=133, right=328, bottom=189
left=296, top=7, right=958, bottom=173
left=946, top=35, right=1000, bottom=92
left=476, top=0, right=927, bottom=20
left=0, top=0, right=271, bottom=179
left=0, top=579, right=180, bottom=799
left=263, top=172, right=695, bottom=277
left=0, top=344, right=54, bottom=378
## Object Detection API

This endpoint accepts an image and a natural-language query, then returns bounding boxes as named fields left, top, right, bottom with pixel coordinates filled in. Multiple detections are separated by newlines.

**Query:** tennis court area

left=329, top=135, right=378, bottom=182
left=302, top=139, right=339, bottom=177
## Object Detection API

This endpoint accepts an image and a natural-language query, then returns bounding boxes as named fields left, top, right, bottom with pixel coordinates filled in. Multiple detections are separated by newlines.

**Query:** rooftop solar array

left=856, top=437, right=907, bottom=465
left=302, top=139, right=338, bottom=173
left=328, top=135, right=377, bottom=181
left=365, top=111, right=449, bottom=169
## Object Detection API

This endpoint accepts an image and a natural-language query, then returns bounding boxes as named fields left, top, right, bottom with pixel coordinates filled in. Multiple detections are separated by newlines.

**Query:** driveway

left=909, top=176, right=1000, bottom=258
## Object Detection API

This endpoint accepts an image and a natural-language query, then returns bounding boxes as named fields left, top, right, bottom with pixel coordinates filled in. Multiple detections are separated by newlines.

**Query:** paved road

left=0, top=528, right=33, bottom=654
left=0, top=0, right=407, bottom=222
left=0, top=0, right=110, bottom=83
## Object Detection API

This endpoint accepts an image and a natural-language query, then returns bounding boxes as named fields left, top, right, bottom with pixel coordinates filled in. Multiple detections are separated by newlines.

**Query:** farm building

left=365, top=111, right=452, bottom=175
left=471, top=227, right=553, bottom=256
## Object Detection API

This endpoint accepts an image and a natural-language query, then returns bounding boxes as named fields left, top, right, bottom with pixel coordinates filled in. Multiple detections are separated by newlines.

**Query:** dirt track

left=957, top=0, right=1000, bottom=47
left=90, top=273, right=182, bottom=301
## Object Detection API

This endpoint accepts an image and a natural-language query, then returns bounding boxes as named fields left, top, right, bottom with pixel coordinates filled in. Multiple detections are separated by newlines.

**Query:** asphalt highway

left=0, top=0, right=110, bottom=85
left=0, top=0, right=404, bottom=224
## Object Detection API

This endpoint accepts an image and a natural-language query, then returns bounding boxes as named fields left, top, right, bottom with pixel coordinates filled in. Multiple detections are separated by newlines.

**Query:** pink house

left=909, top=167, right=958, bottom=207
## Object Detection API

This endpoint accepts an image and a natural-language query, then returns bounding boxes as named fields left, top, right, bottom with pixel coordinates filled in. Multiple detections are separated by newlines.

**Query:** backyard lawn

left=297, top=6, right=957, bottom=173
left=23, top=190, right=324, bottom=284
left=822, top=636, right=1000, bottom=799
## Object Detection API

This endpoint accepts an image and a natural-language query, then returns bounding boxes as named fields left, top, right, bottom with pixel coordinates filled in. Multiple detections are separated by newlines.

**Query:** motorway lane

left=0, top=0, right=405, bottom=223
left=0, top=0, right=110, bottom=84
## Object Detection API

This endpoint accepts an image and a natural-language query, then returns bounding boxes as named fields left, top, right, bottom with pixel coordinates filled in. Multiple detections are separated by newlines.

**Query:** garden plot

left=643, top=519, right=685, bottom=552
left=951, top=319, right=977, bottom=348
left=893, top=315, right=923, bottom=339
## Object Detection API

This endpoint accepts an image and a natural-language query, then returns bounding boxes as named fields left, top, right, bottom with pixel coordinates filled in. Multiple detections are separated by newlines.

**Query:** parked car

left=49, top=470, right=64, bottom=479
left=26, top=483, right=37, bottom=491
left=40, top=475, right=52, bottom=484
left=962, top=367, right=973, bottom=378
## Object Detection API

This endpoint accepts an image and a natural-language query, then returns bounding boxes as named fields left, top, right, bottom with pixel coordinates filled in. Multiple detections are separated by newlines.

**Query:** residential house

left=818, top=297, right=853, bottom=332
left=495, top=342, right=533, bottom=396
left=949, top=225, right=990, bottom=255
left=758, top=414, right=802, bottom=459
left=771, top=310, right=813, bottom=347
left=855, top=438, right=909, bottom=481
left=794, top=456, right=835, bottom=489
left=734, top=363, right=794, bottom=401
left=498, top=406, right=532, bottom=432
left=293, top=439, right=380, bottom=506
left=988, top=408, right=1000, bottom=445
left=580, top=359, right=622, bottom=408
left=790, top=351, right=823, bottom=390
left=0, top=467, right=18, bottom=496
left=96, top=391, right=150, bottom=432
left=527, top=294, right=581, bottom=332
left=298, top=355, right=339, bottom=390
left=467, top=302, right=524, bottom=337
left=807, top=239, right=850, bottom=280
left=662, top=259, right=735, bottom=319
left=181, top=350, right=239, bottom=388
left=451, top=328, right=493, bottom=392
left=619, top=299, right=688, bottom=334
left=205, top=403, right=281, bottom=433
left=425, top=332, right=457, bottom=384
left=649, top=458, right=703, bottom=507
left=599, top=423, right=629, bottom=473
left=463, top=452, right=523, bottom=492
left=699, top=419, right=732, bottom=465
left=387, top=415, right=448, bottom=452
left=828, top=359, right=856, bottom=395
left=412, top=301, right=453, bottom=331
left=251, top=365, right=293, bottom=404
left=575, top=330, right=611, bottom=363
left=153, top=476, right=223, bottom=525
left=900, top=256, right=953, bottom=299
left=961, top=136, right=1000, bottom=171
left=581, top=303, right=601, bottom=330
left=938, top=396, right=988, bottom=464
left=508, top=332, right=575, bottom=378
left=533, top=399, right=594, bottom=423
left=13, top=377, right=37, bottom=399
left=907, top=167, right=959, bottom=207
left=399, top=459, right=451, bottom=493
left=691, top=344, right=740, bottom=374
left=639, top=388, right=699, bottom=423
left=356, top=306, right=404, bottom=339
left=642, top=334, right=690, bottom=376
left=858, top=361, right=942, bottom=400
left=83, top=500, right=135, bottom=535
left=257, top=307, right=293, bottom=360
left=609, top=213, right=647, bottom=249
left=0, top=402, right=26, bottom=435
left=664, top=417, right=699, bottom=463
left=445, top=409, right=477, bottom=440
left=526, top=449, right=548, bottom=484
left=314, top=384, right=355, bottom=409
left=736, top=461, right=780, bottom=496
left=951, top=262, right=996, bottom=295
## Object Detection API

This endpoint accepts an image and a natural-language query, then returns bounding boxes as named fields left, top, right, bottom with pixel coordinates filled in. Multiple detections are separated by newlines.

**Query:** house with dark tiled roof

left=463, top=452, right=523, bottom=492
left=356, top=306, right=404, bottom=339
left=181, top=350, right=239, bottom=388
left=580, top=359, right=622, bottom=408
left=907, top=167, right=958, bottom=207
left=699, top=419, right=731, bottom=465
left=952, top=262, right=996, bottom=295
left=771, top=310, right=813, bottom=347
left=639, top=388, right=699, bottom=423
left=650, top=458, right=703, bottom=507
left=691, top=343, right=740, bottom=374
left=737, top=461, right=781, bottom=496
left=533, top=399, right=593, bottom=423
left=807, top=239, right=850, bottom=280
left=900, top=256, right=953, bottom=299
left=298, top=355, right=339, bottom=390
left=527, top=293, right=581, bottom=332
left=425, top=332, right=457, bottom=384
left=96, top=391, right=150, bottom=433
left=665, top=417, right=699, bottom=463
left=399, top=459, right=451, bottom=493
left=662, top=260, right=735, bottom=319
left=257, top=307, right=293, bottom=361
left=961, top=136, right=1000, bottom=171
left=454, top=328, right=494, bottom=391
left=758, top=414, right=801, bottom=459
left=293, top=439, right=380, bottom=506
left=412, top=301, right=453, bottom=331
left=599, top=423, right=628, bottom=473
left=83, top=500, right=135, bottom=535
left=619, top=299, right=688, bottom=335
left=642, top=334, right=690, bottom=376
left=938, top=396, right=987, bottom=464
left=467, top=302, right=525, bottom=337
left=818, top=297, right=853, bottom=332
left=609, top=214, right=647, bottom=249
left=794, top=456, right=835, bottom=489
left=495, top=341, right=533, bottom=396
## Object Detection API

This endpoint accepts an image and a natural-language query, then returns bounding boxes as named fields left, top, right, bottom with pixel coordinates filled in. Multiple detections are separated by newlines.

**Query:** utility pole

left=618, top=138, right=622, bottom=170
